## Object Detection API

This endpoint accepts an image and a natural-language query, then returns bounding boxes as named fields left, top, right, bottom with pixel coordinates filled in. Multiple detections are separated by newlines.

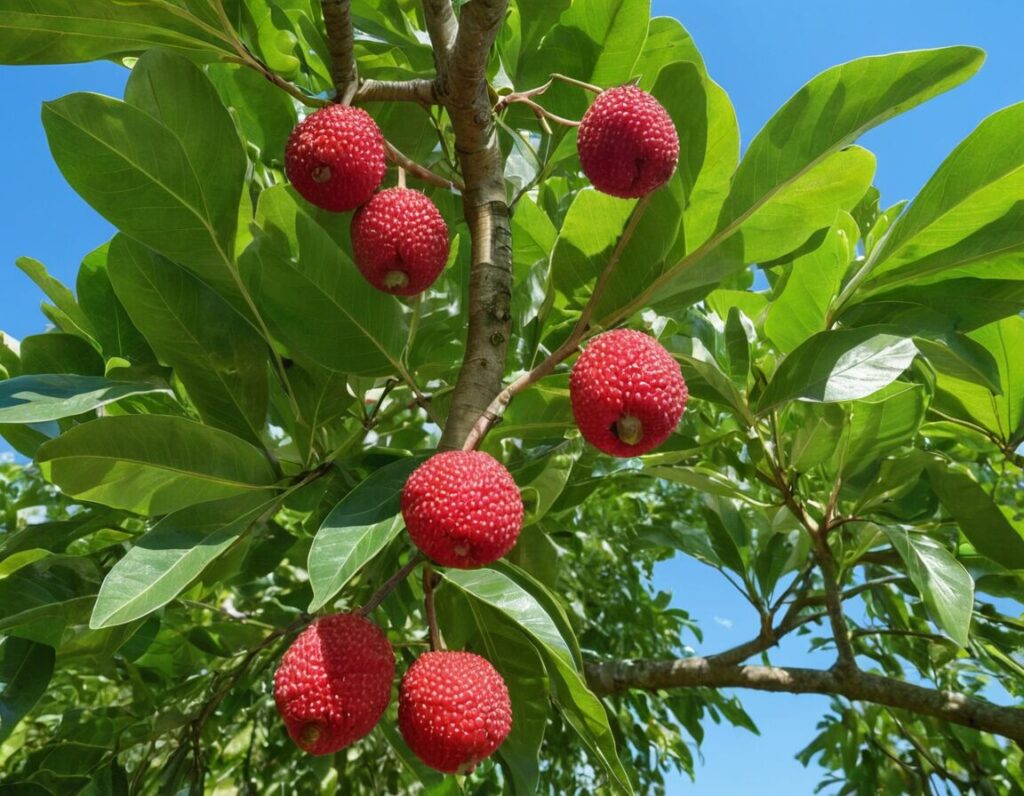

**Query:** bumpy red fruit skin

left=577, top=85, right=680, bottom=198
left=273, top=613, right=395, bottom=755
left=285, top=105, right=387, bottom=212
left=570, top=329, right=688, bottom=457
left=399, top=651, right=512, bottom=774
left=401, top=451, right=523, bottom=569
left=351, top=188, right=450, bottom=295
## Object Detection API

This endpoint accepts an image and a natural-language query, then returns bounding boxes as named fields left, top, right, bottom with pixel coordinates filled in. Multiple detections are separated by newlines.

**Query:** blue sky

left=1, top=1, right=1021, bottom=793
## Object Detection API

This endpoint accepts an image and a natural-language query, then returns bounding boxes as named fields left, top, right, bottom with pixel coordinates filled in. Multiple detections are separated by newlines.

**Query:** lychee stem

left=550, top=72, right=602, bottom=94
left=423, top=566, right=443, bottom=652
left=397, top=165, right=407, bottom=189
left=615, top=415, right=644, bottom=446
left=384, top=270, right=409, bottom=290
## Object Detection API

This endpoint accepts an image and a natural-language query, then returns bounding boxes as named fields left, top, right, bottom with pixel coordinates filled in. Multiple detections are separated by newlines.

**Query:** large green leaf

left=926, top=461, right=1024, bottom=569
left=0, top=374, right=168, bottom=424
left=41, top=53, right=246, bottom=301
left=881, top=526, right=973, bottom=647
left=15, top=257, right=95, bottom=342
left=642, top=47, right=984, bottom=315
left=36, top=415, right=276, bottom=516
left=857, top=102, right=1024, bottom=293
left=441, top=568, right=633, bottom=794
left=758, top=327, right=918, bottom=412
left=559, top=0, right=649, bottom=87
left=19, top=333, right=103, bottom=376
left=765, top=212, right=859, bottom=353
left=832, top=382, right=927, bottom=478
left=0, top=0, right=234, bottom=65
left=90, top=493, right=274, bottom=628
left=307, top=455, right=428, bottom=611
left=241, top=186, right=407, bottom=376
left=107, top=235, right=268, bottom=445
left=0, top=637, right=54, bottom=744
left=76, top=242, right=154, bottom=363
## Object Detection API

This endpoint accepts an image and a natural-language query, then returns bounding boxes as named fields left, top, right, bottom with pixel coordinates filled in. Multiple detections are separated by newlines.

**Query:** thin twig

left=358, top=552, right=426, bottom=615
left=423, top=565, right=442, bottom=651
left=386, top=140, right=463, bottom=191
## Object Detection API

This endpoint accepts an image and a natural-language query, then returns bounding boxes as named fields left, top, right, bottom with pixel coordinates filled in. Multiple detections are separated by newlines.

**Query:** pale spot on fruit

left=312, top=165, right=332, bottom=183
left=300, top=722, right=322, bottom=747
left=615, top=414, right=644, bottom=445
left=384, top=270, right=409, bottom=289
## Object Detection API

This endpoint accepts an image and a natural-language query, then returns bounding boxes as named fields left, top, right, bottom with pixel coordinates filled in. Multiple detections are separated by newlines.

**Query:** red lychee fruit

left=401, top=451, right=523, bottom=569
left=273, top=612, right=394, bottom=755
left=350, top=187, right=450, bottom=295
left=570, top=328, right=688, bottom=457
left=576, top=85, right=679, bottom=198
left=285, top=104, right=387, bottom=212
left=398, top=651, right=512, bottom=773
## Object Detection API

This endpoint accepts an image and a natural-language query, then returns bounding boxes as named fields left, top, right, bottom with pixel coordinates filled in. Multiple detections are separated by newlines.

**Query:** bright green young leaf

left=765, top=212, right=859, bottom=353
left=881, top=526, right=974, bottom=647
left=307, top=455, right=428, bottom=611
left=832, top=382, right=927, bottom=478
left=14, top=257, right=95, bottom=342
left=758, top=327, right=918, bottom=411
left=36, top=415, right=277, bottom=516
left=0, top=637, right=54, bottom=744
left=0, top=374, right=168, bottom=424
left=90, top=493, right=275, bottom=629
left=107, top=235, right=268, bottom=445
left=0, top=1, right=234, bottom=65
left=76, top=242, right=154, bottom=364
left=19, top=333, right=103, bottom=376
left=858, top=102, right=1024, bottom=293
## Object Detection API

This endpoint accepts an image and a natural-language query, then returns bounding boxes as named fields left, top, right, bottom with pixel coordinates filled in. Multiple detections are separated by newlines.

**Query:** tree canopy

left=0, top=1, right=1022, bottom=794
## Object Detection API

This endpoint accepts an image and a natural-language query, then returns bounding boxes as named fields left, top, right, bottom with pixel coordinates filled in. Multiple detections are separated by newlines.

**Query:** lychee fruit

left=576, top=85, right=679, bottom=198
left=351, top=188, right=450, bottom=295
left=398, top=651, right=512, bottom=773
left=570, top=328, right=688, bottom=457
left=401, top=451, right=523, bottom=569
left=273, top=612, right=395, bottom=755
left=285, top=104, right=387, bottom=212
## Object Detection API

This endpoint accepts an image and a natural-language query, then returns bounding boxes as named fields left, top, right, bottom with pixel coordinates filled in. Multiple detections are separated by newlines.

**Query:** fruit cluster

left=276, top=84, right=687, bottom=774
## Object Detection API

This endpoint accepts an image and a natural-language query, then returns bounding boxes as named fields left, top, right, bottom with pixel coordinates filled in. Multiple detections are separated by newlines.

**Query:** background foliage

left=0, top=0, right=1022, bottom=794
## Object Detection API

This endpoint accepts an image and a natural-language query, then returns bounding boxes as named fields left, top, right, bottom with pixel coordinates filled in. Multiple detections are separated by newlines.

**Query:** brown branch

left=358, top=552, right=425, bottom=615
left=320, top=0, right=358, bottom=101
left=812, top=529, right=858, bottom=669
left=432, top=0, right=513, bottom=450
left=385, top=140, right=464, bottom=192
left=422, top=0, right=457, bottom=67
left=460, top=195, right=652, bottom=449
left=354, top=78, right=440, bottom=105
left=584, top=658, right=1024, bottom=745
left=423, top=565, right=442, bottom=651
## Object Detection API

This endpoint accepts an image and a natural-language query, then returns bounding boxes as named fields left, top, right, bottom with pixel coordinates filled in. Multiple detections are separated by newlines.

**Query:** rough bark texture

left=430, top=0, right=513, bottom=450
left=320, top=0, right=357, bottom=99
left=585, top=658, right=1024, bottom=746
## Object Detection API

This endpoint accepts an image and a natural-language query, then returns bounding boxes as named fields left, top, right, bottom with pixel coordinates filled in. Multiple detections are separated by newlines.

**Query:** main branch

left=585, top=658, right=1024, bottom=746
left=430, top=0, right=514, bottom=449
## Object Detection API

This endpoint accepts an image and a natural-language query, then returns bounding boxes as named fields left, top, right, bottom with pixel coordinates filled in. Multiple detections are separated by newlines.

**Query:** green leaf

left=0, top=0, right=234, bottom=65
left=881, top=526, right=973, bottom=647
left=90, top=493, right=274, bottom=628
left=0, top=637, right=54, bottom=743
left=107, top=235, right=268, bottom=445
left=20, top=333, right=103, bottom=376
left=721, top=48, right=984, bottom=236
left=15, top=257, right=95, bottom=341
left=36, top=415, right=276, bottom=516
left=41, top=56, right=246, bottom=301
left=560, top=0, right=649, bottom=87
left=859, top=102, right=1024, bottom=293
left=765, top=212, right=860, bottom=353
left=441, top=567, right=633, bottom=794
left=0, top=374, right=168, bottom=424
left=926, top=461, right=1024, bottom=570
left=832, top=382, right=927, bottom=478
left=307, top=455, right=428, bottom=611
left=76, top=242, right=154, bottom=363
left=758, top=327, right=918, bottom=411
left=241, top=186, right=407, bottom=376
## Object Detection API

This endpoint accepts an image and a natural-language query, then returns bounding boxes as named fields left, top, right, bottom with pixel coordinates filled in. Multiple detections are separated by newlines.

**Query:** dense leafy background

left=0, top=1, right=1022, bottom=794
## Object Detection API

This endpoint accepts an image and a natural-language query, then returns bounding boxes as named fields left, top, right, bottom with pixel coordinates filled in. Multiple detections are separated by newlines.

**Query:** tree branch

left=354, top=78, right=440, bottom=105
left=320, top=0, right=358, bottom=101
left=422, top=0, right=457, bottom=68
left=431, top=0, right=513, bottom=450
left=584, top=658, right=1024, bottom=746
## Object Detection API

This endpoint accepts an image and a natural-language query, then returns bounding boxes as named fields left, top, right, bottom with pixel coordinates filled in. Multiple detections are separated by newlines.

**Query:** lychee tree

left=0, top=1, right=1023, bottom=794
